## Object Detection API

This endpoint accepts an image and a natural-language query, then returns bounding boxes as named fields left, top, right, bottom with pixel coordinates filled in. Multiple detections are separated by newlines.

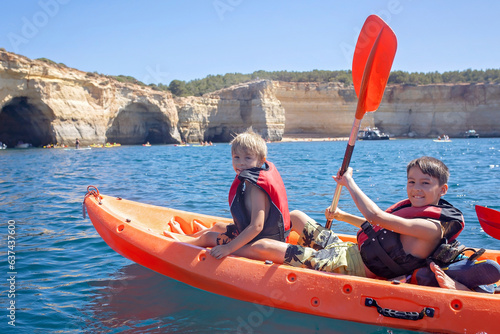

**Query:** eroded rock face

left=379, top=84, right=500, bottom=137
left=274, top=81, right=500, bottom=138
left=176, top=80, right=285, bottom=142
left=0, top=51, right=285, bottom=147
left=0, top=50, right=181, bottom=147
left=1, top=50, right=499, bottom=148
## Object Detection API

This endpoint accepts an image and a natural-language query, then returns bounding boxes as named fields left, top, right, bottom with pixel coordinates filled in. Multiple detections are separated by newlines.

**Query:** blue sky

left=1, top=1, right=498, bottom=84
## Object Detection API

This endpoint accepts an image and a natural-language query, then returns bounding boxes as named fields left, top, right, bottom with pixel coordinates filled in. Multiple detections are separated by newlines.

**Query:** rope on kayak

left=82, top=185, right=102, bottom=219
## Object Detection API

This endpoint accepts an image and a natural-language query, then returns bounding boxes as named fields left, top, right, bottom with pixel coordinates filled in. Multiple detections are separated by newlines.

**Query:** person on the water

left=244, top=156, right=500, bottom=292
left=163, top=129, right=291, bottom=259
left=75, top=138, right=80, bottom=149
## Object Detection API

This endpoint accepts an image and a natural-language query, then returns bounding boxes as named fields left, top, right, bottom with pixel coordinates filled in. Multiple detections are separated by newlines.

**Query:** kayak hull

left=84, top=191, right=500, bottom=334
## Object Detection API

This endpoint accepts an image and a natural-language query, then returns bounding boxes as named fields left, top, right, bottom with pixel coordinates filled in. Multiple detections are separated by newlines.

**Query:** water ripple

left=1, top=139, right=499, bottom=333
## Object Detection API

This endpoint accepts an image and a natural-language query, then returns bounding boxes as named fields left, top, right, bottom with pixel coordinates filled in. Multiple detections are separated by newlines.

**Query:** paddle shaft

left=325, top=119, right=361, bottom=229
left=324, top=25, right=380, bottom=229
left=323, top=15, right=396, bottom=230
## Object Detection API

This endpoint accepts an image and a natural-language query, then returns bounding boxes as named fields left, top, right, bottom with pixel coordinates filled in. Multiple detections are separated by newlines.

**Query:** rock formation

left=274, top=81, right=500, bottom=138
left=176, top=80, right=285, bottom=142
left=0, top=50, right=181, bottom=147
left=1, top=50, right=499, bottom=148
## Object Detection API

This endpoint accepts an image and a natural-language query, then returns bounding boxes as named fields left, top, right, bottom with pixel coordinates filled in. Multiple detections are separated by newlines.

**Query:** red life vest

left=228, top=161, right=290, bottom=242
left=357, top=198, right=465, bottom=279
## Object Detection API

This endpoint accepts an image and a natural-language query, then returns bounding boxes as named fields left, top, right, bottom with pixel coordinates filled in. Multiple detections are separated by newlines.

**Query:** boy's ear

left=440, top=184, right=448, bottom=196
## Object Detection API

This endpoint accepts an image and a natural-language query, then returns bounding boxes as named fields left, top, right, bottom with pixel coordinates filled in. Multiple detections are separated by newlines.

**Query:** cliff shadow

left=106, top=102, right=176, bottom=145
left=0, top=96, right=56, bottom=147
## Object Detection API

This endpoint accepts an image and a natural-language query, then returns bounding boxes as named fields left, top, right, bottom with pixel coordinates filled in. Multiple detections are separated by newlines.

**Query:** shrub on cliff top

left=109, top=75, right=146, bottom=86
left=36, top=57, right=57, bottom=65
left=166, top=70, right=354, bottom=97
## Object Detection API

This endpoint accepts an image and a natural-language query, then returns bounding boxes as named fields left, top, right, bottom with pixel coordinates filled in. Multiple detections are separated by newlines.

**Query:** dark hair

left=407, top=156, right=449, bottom=185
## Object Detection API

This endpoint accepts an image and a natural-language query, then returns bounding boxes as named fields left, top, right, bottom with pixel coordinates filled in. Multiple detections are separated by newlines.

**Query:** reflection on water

left=81, top=263, right=419, bottom=334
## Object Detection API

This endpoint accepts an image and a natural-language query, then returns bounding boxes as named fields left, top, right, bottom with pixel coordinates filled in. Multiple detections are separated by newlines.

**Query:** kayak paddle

left=326, top=15, right=397, bottom=228
left=475, top=205, right=500, bottom=240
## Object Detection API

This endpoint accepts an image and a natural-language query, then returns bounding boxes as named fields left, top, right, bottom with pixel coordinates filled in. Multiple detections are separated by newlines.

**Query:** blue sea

left=1, top=138, right=500, bottom=334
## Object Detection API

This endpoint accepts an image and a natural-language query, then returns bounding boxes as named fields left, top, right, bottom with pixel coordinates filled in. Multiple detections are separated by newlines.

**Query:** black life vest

left=357, top=198, right=464, bottom=279
left=228, top=161, right=291, bottom=242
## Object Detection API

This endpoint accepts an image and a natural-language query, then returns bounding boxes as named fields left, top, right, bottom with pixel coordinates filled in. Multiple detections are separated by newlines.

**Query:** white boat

left=464, top=130, right=479, bottom=138
left=358, top=127, right=390, bottom=140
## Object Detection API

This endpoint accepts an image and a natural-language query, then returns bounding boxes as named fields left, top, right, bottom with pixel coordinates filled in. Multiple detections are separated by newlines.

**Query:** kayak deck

left=84, top=191, right=500, bottom=334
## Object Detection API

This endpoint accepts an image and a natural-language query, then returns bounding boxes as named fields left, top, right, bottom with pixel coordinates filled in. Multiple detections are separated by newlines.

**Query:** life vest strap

left=361, top=221, right=406, bottom=277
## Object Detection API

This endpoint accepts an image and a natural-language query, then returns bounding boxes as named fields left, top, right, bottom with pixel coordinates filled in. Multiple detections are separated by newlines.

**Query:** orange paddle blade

left=352, top=15, right=397, bottom=118
left=475, top=205, right=500, bottom=240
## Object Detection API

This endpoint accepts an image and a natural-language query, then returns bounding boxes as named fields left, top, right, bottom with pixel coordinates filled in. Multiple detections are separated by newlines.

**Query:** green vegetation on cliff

left=26, top=55, right=500, bottom=97
left=162, top=68, right=500, bottom=97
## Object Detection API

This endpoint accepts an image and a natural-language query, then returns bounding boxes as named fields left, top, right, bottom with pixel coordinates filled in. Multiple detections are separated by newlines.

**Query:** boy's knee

left=290, top=209, right=308, bottom=225
left=290, top=210, right=303, bottom=220
left=212, top=222, right=228, bottom=233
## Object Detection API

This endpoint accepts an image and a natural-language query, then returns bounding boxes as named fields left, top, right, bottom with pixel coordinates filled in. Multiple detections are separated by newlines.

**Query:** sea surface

left=1, top=138, right=500, bottom=334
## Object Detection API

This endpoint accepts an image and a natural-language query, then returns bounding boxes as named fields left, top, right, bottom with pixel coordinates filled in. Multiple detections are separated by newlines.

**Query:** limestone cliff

left=1, top=50, right=499, bottom=148
left=0, top=50, right=181, bottom=147
left=275, top=81, right=500, bottom=138
left=175, top=80, right=285, bottom=142
left=380, top=84, right=500, bottom=137
left=0, top=50, right=284, bottom=146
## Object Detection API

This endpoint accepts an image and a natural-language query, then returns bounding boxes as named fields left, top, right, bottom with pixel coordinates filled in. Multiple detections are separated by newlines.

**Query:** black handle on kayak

left=365, top=298, right=435, bottom=321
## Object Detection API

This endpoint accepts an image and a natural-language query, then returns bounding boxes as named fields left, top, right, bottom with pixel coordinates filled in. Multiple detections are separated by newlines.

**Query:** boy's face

left=406, top=166, right=448, bottom=207
left=232, top=148, right=264, bottom=175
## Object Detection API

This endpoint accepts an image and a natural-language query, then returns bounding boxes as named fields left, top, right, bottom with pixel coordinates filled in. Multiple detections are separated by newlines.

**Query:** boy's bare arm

left=334, top=168, right=442, bottom=241
left=210, top=182, right=266, bottom=259
left=325, top=207, right=366, bottom=228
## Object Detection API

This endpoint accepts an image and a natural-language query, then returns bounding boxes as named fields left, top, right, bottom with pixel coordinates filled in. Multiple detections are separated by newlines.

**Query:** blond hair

left=407, top=156, right=449, bottom=185
left=230, top=130, right=267, bottom=161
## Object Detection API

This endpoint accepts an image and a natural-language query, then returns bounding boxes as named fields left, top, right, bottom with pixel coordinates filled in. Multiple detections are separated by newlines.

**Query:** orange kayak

left=83, top=187, right=500, bottom=334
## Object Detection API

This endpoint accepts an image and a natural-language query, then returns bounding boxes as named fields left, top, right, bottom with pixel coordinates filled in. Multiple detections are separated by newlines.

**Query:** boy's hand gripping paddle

left=475, top=205, right=500, bottom=240
left=326, top=15, right=397, bottom=228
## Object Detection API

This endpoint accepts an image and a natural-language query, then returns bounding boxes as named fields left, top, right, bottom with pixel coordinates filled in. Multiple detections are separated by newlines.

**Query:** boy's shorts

left=284, top=218, right=366, bottom=277
left=216, top=224, right=239, bottom=245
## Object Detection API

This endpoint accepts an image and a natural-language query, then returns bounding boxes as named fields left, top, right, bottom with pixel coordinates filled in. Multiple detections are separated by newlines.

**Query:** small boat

left=464, top=130, right=479, bottom=138
left=433, top=135, right=451, bottom=143
left=84, top=188, right=500, bottom=334
left=358, top=127, right=390, bottom=140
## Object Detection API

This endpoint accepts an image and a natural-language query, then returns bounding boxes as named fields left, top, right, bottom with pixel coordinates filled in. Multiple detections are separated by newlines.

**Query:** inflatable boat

left=83, top=187, right=500, bottom=334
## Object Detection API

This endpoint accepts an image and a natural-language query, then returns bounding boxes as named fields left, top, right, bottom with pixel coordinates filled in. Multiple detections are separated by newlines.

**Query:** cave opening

left=0, top=97, right=55, bottom=147
left=106, top=103, right=175, bottom=145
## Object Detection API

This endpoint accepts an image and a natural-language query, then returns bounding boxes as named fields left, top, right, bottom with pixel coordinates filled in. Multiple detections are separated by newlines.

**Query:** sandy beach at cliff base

left=281, top=136, right=349, bottom=142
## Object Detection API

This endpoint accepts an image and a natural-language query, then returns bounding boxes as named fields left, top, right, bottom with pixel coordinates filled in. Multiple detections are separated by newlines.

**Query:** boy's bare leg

left=190, top=221, right=229, bottom=237
left=227, top=210, right=308, bottom=263
left=168, top=219, right=185, bottom=234
left=430, top=262, right=470, bottom=291
left=163, top=230, right=219, bottom=248
left=233, top=238, right=288, bottom=264
left=192, top=220, right=208, bottom=233
left=290, top=210, right=308, bottom=234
